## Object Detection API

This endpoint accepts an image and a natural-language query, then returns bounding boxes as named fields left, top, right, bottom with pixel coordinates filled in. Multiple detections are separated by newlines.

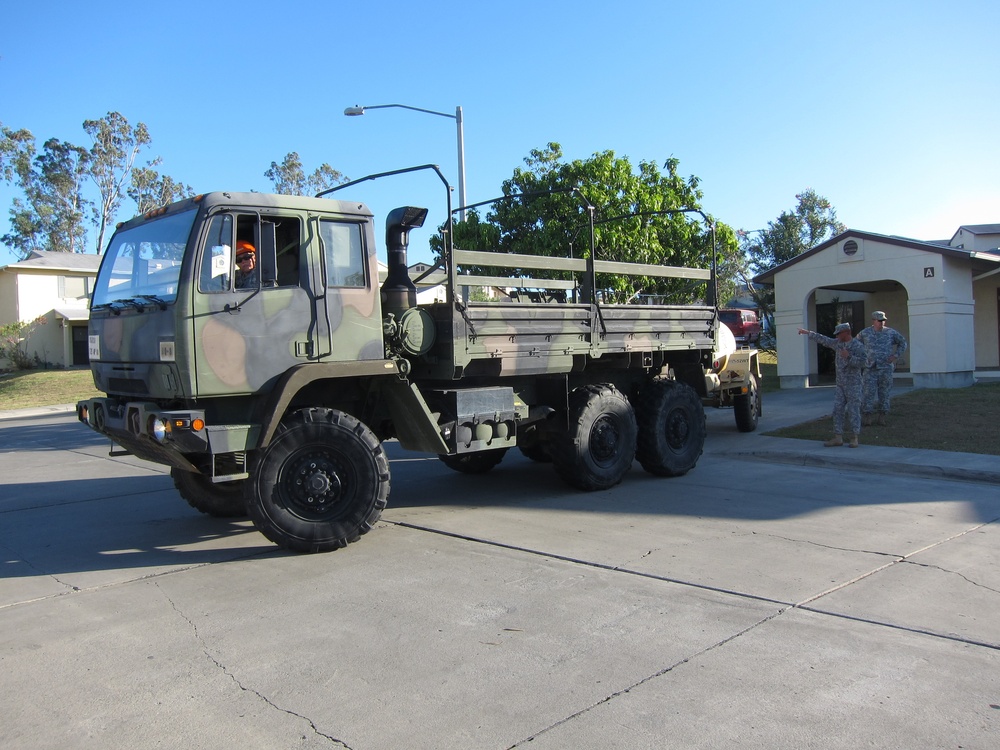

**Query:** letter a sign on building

left=924, top=267, right=935, bottom=278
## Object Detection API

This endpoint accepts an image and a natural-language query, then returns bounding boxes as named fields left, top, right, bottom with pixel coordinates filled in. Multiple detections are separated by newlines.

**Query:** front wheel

left=636, top=379, right=705, bottom=476
left=245, top=408, right=389, bottom=553
left=550, top=384, right=637, bottom=491
left=734, top=372, right=762, bottom=432
left=171, top=468, right=246, bottom=518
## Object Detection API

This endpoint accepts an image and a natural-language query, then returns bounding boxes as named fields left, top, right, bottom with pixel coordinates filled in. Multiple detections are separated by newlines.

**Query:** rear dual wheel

left=636, top=379, right=705, bottom=476
left=550, top=384, right=637, bottom=491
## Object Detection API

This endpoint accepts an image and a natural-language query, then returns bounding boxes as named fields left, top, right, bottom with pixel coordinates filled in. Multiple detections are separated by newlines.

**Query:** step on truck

left=77, top=165, right=761, bottom=553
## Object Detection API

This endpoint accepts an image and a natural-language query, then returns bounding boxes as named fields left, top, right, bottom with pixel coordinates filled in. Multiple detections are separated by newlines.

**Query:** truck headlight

left=150, top=416, right=168, bottom=443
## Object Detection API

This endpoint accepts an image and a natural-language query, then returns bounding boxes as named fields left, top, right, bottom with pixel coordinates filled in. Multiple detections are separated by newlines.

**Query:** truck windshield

left=92, top=209, right=196, bottom=307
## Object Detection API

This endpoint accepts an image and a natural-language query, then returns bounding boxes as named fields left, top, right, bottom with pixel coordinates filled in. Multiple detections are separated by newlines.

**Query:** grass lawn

left=0, top=369, right=103, bottom=411
left=764, top=381, right=1000, bottom=456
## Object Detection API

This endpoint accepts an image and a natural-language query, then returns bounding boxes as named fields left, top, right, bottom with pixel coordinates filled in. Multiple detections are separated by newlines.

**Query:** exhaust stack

left=381, top=206, right=428, bottom=315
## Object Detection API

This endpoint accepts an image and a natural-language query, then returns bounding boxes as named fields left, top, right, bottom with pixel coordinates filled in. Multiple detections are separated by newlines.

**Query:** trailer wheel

left=734, top=372, right=762, bottom=433
left=636, top=379, right=705, bottom=476
left=438, top=448, right=508, bottom=474
left=245, top=408, right=389, bottom=553
left=171, top=468, right=246, bottom=518
left=550, top=384, right=637, bottom=491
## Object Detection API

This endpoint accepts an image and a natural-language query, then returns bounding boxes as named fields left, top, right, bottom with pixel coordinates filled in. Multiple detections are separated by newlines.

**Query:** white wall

left=4, top=270, right=91, bottom=368
left=776, top=236, right=977, bottom=389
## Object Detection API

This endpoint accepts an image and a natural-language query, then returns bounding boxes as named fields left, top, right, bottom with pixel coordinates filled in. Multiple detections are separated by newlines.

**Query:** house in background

left=755, top=224, right=1000, bottom=389
left=0, top=251, right=102, bottom=369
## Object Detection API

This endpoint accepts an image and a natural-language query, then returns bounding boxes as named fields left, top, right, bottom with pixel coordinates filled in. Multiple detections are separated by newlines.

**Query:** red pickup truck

left=718, top=308, right=762, bottom=345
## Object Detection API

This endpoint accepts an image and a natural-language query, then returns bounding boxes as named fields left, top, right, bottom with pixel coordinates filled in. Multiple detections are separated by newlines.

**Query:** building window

left=59, top=275, right=92, bottom=300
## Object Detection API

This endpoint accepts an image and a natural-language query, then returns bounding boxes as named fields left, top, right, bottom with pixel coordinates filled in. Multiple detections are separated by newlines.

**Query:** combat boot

left=876, top=413, right=886, bottom=426
left=862, top=413, right=872, bottom=427
left=823, top=434, right=844, bottom=447
left=847, top=434, right=859, bottom=448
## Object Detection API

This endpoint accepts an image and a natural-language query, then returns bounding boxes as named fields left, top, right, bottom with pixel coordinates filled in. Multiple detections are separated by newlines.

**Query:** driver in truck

left=235, top=240, right=258, bottom=288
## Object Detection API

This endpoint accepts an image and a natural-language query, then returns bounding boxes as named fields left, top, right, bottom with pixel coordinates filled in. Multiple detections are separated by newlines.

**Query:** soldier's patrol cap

left=833, top=322, right=852, bottom=335
left=871, top=310, right=887, bottom=321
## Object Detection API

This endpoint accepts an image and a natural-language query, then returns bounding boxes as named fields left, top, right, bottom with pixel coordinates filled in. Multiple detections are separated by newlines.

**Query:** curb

left=725, top=448, right=1000, bottom=486
left=0, top=403, right=76, bottom=421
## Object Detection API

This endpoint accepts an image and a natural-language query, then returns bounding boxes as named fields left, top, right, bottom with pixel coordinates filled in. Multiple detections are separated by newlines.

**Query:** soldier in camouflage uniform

left=798, top=322, right=866, bottom=447
left=856, top=310, right=907, bottom=426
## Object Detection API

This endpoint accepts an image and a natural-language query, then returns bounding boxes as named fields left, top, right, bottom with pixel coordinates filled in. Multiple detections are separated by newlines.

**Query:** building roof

left=753, top=229, right=1000, bottom=285
left=955, top=224, right=1000, bottom=235
left=53, top=306, right=90, bottom=321
left=1, top=250, right=102, bottom=273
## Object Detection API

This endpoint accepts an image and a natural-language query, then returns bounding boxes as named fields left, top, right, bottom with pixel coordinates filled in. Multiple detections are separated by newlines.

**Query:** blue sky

left=2, top=0, right=998, bottom=267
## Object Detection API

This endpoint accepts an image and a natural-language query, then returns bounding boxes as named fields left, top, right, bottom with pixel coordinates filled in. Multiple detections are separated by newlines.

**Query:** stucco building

left=0, top=251, right=101, bottom=369
left=755, top=224, right=1000, bottom=389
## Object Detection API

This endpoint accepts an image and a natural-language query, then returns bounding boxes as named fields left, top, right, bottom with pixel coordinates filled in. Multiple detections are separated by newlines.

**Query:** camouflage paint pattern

left=82, top=188, right=722, bottom=473
left=856, top=324, right=908, bottom=415
left=807, top=331, right=866, bottom=435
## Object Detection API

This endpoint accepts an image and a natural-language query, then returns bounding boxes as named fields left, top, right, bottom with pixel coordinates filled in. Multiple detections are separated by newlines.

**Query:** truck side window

left=199, top=214, right=234, bottom=292
left=320, top=220, right=366, bottom=288
left=274, top=217, right=302, bottom=287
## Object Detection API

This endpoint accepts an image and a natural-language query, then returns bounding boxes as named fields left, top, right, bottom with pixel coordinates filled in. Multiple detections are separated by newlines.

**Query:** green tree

left=264, top=152, right=347, bottom=195
left=84, top=112, right=151, bottom=254
left=743, top=189, right=845, bottom=275
left=0, top=316, right=48, bottom=370
left=1, top=135, right=91, bottom=257
left=433, top=143, right=716, bottom=303
left=128, top=158, right=195, bottom=214
left=739, top=189, right=846, bottom=332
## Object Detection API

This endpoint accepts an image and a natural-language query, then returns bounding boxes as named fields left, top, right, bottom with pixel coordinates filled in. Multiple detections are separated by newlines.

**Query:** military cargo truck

left=77, top=165, right=759, bottom=553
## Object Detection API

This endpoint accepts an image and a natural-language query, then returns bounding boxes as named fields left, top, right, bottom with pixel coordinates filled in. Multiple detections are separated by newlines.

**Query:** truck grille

left=108, top=377, right=149, bottom=396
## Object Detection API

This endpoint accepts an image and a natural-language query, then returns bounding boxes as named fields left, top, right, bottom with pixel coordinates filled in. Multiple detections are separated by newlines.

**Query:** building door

left=814, top=300, right=865, bottom=378
left=71, top=325, right=90, bottom=365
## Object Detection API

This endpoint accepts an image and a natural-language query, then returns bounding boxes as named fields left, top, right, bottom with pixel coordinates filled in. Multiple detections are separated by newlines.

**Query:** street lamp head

left=344, top=106, right=366, bottom=116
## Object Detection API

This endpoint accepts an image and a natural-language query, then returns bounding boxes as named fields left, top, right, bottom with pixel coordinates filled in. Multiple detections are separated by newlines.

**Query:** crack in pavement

left=506, top=606, right=791, bottom=748
left=154, top=582, right=354, bottom=749
left=0, top=540, right=80, bottom=598
left=751, top=530, right=904, bottom=559
left=393, top=518, right=1000, bottom=747
left=901, top=560, right=1000, bottom=595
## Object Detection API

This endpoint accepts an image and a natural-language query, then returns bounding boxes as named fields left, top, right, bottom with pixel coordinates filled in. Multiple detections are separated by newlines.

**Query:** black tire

left=636, top=379, right=705, bottom=476
left=518, top=442, right=551, bottom=463
left=517, top=426, right=552, bottom=463
left=734, top=372, right=762, bottom=433
left=245, top=408, right=389, bottom=553
left=550, top=384, right=637, bottom=491
left=438, top=448, right=508, bottom=474
left=171, top=467, right=246, bottom=518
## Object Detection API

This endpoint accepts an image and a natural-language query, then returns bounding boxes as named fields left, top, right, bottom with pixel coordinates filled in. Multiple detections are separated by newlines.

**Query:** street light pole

left=344, top=103, right=467, bottom=222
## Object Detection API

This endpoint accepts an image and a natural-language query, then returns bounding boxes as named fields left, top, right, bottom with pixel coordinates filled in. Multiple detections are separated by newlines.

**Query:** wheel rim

left=278, top=446, right=352, bottom=522
left=665, top=406, right=691, bottom=450
left=589, top=414, right=622, bottom=466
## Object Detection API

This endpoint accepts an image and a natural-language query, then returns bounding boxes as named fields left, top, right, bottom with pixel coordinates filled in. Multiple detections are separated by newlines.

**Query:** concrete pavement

left=2, top=389, right=998, bottom=749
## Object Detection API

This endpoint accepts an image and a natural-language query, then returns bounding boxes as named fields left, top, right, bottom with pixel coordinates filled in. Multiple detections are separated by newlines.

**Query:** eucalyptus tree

left=1, top=133, right=90, bottom=257
left=265, top=152, right=347, bottom=196
left=85, top=111, right=151, bottom=254
left=128, top=158, right=195, bottom=214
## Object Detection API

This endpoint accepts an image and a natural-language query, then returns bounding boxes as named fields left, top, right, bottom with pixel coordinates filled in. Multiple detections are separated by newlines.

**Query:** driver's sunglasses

left=237, top=254, right=253, bottom=262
